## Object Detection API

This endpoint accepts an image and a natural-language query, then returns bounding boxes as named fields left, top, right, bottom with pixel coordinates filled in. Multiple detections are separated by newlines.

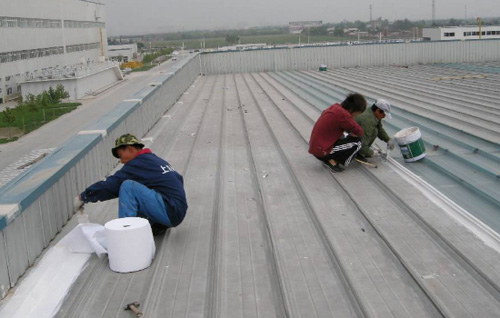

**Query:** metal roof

left=49, top=63, right=500, bottom=317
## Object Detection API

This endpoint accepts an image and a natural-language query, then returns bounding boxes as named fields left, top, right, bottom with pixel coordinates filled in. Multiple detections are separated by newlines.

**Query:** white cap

left=375, top=99, right=392, bottom=119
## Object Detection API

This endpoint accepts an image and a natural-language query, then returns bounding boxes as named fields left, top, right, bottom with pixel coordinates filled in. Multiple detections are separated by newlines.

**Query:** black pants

left=315, top=136, right=362, bottom=167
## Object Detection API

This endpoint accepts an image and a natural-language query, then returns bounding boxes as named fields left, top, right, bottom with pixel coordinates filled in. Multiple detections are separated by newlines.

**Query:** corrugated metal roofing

left=51, top=63, right=500, bottom=317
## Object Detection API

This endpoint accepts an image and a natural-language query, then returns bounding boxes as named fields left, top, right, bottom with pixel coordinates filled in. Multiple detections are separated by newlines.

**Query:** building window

left=66, top=42, right=100, bottom=53
left=444, top=32, right=455, bottom=37
left=0, top=46, right=65, bottom=63
left=0, top=16, right=102, bottom=29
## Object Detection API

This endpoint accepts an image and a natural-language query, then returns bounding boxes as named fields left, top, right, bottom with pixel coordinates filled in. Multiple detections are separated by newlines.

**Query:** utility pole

left=369, top=5, right=373, bottom=30
left=477, top=17, right=482, bottom=39
left=432, top=0, right=436, bottom=23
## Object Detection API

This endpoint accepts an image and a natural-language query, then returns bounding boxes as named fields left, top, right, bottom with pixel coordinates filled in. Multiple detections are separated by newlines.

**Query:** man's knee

left=350, top=136, right=362, bottom=142
left=119, top=179, right=138, bottom=194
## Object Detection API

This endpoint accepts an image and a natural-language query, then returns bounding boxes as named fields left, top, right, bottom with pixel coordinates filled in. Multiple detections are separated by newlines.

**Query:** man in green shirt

left=354, top=99, right=395, bottom=162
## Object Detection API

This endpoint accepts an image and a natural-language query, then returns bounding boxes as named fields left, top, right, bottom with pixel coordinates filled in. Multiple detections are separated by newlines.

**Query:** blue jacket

left=80, top=149, right=187, bottom=226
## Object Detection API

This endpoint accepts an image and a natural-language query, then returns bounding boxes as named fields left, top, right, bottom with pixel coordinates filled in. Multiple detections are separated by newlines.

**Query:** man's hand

left=371, top=149, right=381, bottom=158
left=387, top=139, right=395, bottom=151
left=74, top=195, right=84, bottom=211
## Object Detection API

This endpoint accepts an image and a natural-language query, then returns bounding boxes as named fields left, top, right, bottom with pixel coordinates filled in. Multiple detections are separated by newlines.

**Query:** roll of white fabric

left=104, top=217, right=156, bottom=273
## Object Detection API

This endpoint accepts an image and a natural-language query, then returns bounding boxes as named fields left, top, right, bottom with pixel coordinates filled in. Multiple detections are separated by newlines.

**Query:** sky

left=102, top=0, right=498, bottom=36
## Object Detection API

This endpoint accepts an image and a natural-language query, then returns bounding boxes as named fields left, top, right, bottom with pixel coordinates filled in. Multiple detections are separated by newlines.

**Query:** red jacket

left=309, top=104, right=364, bottom=157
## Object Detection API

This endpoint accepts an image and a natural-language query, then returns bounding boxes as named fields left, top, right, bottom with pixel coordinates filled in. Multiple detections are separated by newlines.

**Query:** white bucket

left=393, top=127, right=426, bottom=162
left=105, top=217, right=155, bottom=273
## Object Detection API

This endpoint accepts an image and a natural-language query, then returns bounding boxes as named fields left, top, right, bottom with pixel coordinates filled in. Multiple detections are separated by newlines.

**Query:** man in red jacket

left=309, top=93, right=366, bottom=172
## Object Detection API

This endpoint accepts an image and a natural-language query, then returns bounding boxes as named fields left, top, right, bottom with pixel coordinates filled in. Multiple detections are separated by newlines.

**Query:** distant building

left=368, top=18, right=383, bottom=31
left=344, top=28, right=359, bottom=36
left=108, top=44, right=138, bottom=63
left=0, top=0, right=119, bottom=104
left=423, top=26, right=500, bottom=41
left=289, top=21, right=323, bottom=34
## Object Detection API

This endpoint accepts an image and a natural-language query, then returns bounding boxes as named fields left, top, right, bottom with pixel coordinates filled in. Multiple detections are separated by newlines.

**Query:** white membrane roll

left=104, top=217, right=156, bottom=273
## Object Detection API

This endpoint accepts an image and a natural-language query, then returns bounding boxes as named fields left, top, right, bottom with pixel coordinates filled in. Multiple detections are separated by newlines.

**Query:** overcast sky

left=102, top=0, right=498, bottom=36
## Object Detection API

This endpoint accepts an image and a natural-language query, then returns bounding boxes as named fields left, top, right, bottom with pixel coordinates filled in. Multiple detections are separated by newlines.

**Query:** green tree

left=333, top=28, right=345, bottom=36
left=354, top=20, right=368, bottom=31
left=24, top=93, right=38, bottom=112
left=392, top=19, right=415, bottom=31
left=48, top=86, right=58, bottom=104
left=36, top=92, right=50, bottom=108
left=225, top=34, right=239, bottom=44
left=309, top=25, right=329, bottom=36
left=2, top=107, right=16, bottom=139
left=55, top=84, right=70, bottom=101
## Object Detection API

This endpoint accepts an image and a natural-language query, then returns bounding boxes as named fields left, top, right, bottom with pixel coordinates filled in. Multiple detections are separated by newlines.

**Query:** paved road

left=0, top=58, right=185, bottom=177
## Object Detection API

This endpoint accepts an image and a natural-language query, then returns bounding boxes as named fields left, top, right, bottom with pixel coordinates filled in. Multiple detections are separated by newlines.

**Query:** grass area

left=131, top=64, right=157, bottom=72
left=0, top=102, right=80, bottom=141
left=0, top=136, right=19, bottom=144
left=155, top=34, right=353, bottom=49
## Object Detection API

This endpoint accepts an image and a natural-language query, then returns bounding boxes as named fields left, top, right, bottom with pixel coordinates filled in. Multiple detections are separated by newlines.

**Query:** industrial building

left=107, top=43, right=138, bottom=63
left=0, top=38, right=500, bottom=318
left=423, top=25, right=500, bottom=41
left=288, top=20, right=323, bottom=34
left=0, top=0, right=121, bottom=103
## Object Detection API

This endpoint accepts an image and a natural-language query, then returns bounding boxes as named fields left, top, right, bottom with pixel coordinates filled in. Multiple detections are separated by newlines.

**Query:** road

left=0, top=58, right=184, bottom=181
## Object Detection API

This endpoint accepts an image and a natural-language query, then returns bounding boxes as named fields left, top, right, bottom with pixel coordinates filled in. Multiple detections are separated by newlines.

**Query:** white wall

left=423, top=26, right=500, bottom=41
left=21, top=66, right=121, bottom=100
left=201, top=40, right=500, bottom=75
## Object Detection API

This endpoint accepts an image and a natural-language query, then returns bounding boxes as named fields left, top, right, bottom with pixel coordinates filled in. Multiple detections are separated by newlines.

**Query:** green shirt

left=355, top=109, right=390, bottom=157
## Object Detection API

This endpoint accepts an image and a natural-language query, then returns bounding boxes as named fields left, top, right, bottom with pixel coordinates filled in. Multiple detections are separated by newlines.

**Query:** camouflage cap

left=111, top=133, right=145, bottom=158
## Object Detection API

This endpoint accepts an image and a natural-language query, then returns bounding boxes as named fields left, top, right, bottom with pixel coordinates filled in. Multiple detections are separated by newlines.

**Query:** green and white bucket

left=394, top=127, right=426, bottom=162
left=319, top=64, right=327, bottom=71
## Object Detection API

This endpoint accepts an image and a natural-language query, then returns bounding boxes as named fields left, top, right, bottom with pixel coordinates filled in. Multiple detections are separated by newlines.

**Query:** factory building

left=108, top=43, right=138, bottom=63
left=423, top=25, right=500, bottom=41
left=288, top=21, right=323, bottom=34
left=0, top=0, right=120, bottom=103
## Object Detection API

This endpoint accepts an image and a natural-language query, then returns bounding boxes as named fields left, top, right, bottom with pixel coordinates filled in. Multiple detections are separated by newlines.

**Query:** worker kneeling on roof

left=74, top=133, right=188, bottom=235
left=309, top=93, right=366, bottom=173
left=354, top=99, right=395, bottom=162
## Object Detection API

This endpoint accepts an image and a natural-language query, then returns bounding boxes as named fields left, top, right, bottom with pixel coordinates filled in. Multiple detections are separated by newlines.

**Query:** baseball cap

left=111, top=133, right=145, bottom=158
left=375, top=99, right=392, bottom=119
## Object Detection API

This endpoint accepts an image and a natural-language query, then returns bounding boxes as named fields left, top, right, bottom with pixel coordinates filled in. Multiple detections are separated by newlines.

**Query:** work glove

left=371, top=149, right=381, bottom=158
left=74, top=195, right=84, bottom=211
left=387, top=139, right=395, bottom=151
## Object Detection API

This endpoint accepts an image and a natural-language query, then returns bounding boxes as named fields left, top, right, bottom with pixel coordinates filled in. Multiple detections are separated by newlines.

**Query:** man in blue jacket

left=75, top=134, right=188, bottom=235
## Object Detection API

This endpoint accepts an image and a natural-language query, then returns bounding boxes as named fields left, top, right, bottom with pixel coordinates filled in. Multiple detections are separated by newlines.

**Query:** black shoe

left=323, top=162, right=345, bottom=173
left=356, top=153, right=368, bottom=163
left=151, top=223, right=169, bottom=236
